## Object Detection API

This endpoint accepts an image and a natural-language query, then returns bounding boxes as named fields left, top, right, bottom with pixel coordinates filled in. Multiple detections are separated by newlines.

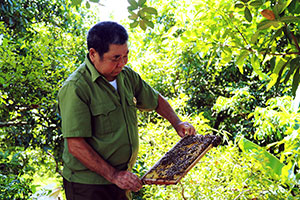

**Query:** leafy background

left=1, top=0, right=300, bottom=199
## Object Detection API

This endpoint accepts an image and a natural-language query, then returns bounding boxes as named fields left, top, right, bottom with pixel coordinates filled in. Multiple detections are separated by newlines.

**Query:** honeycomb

left=141, top=134, right=221, bottom=185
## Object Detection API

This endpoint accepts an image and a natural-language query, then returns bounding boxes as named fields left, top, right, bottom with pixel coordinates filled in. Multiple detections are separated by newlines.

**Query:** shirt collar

left=84, top=54, right=125, bottom=83
left=85, top=54, right=101, bottom=82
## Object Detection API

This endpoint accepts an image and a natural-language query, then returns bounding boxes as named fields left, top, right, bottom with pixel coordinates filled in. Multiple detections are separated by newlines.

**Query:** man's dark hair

left=87, top=21, right=128, bottom=58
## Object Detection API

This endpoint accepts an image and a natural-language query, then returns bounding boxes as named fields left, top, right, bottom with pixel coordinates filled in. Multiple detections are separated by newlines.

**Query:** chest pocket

left=125, top=95, right=137, bottom=124
left=90, top=103, right=117, bottom=135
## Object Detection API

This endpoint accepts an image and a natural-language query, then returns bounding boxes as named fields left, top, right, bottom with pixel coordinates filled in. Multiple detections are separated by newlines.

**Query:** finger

left=130, top=174, right=142, bottom=188
left=187, top=125, right=194, bottom=135
left=184, top=124, right=191, bottom=135
left=136, top=177, right=143, bottom=186
left=129, top=182, right=141, bottom=192
left=126, top=174, right=142, bottom=191
left=132, top=184, right=142, bottom=192
left=178, top=131, right=185, bottom=137
left=183, top=124, right=187, bottom=133
left=190, top=126, right=196, bottom=135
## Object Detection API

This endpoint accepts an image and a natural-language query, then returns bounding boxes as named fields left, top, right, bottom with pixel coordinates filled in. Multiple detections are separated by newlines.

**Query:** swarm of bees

left=142, top=134, right=221, bottom=185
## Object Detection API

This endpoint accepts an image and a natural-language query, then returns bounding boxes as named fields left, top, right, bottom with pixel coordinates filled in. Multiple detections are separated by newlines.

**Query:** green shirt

left=58, top=55, right=158, bottom=184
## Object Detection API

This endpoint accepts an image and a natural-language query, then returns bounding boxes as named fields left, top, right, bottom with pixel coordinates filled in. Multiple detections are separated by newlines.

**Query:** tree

left=0, top=0, right=90, bottom=198
left=70, top=0, right=158, bottom=30
left=127, top=0, right=300, bottom=195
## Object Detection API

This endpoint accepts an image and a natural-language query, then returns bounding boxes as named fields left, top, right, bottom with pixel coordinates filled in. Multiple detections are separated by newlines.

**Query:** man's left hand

left=174, top=122, right=196, bottom=137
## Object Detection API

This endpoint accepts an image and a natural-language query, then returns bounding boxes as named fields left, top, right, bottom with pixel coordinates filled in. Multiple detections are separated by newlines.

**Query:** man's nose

left=118, top=57, right=127, bottom=67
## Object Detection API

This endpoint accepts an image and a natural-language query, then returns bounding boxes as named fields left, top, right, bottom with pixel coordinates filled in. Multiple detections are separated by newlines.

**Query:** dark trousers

left=63, top=178, right=128, bottom=200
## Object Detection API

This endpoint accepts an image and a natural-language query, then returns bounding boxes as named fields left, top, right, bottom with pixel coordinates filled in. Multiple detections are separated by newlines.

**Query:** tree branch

left=234, top=25, right=250, bottom=48
left=0, top=104, right=40, bottom=128
left=290, top=30, right=300, bottom=52
left=179, top=182, right=187, bottom=200
left=0, top=121, right=27, bottom=127
left=47, top=151, right=63, bottom=177
left=284, top=23, right=300, bottom=52
left=264, top=52, right=300, bottom=56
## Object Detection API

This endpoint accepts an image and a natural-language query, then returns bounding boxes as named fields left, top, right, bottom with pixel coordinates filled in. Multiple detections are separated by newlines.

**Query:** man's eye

left=110, top=55, right=128, bottom=62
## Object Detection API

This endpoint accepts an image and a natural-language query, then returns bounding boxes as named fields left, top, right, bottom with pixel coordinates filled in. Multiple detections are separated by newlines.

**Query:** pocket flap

left=90, top=103, right=116, bottom=116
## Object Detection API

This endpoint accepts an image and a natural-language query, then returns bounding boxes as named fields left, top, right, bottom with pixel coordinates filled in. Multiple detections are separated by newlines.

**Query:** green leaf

left=128, top=0, right=138, bottom=9
left=290, top=57, right=300, bottom=68
left=138, top=0, right=146, bottom=6
left=257, top=20, right=280, bottom=30
left=89, top=0, right=99, bottom=3
left=279, top=16, right=300, bottom=23
left=129, top=13, right=138, bottom=20
left=275, top=60, right=287, bottom=88
left=267, top=73, right=278, bottom=91
left=130, top=21, right=139, bottom=28
left=284, top=58, right=299, bottom=84
left=244, top=7, right=252, bottom=22
left=250, top=0, right=263, bottom=8
left=292, top=67, right=300, bottom=96
left=139, top=20, right=147, bottom=30
left=288, top=0, right=297, bottom=13
left=128, top=6, right=137, bottom=11
left=138, top=9, right=146, bottom=17
left=273, top=27, right=283, bottom=38
left=273, top=0, right=293, bottom=17
left=273, top=4, right=283, bottom=17
left=71, top=0, right=82, bottom=6
left=273, top=58, right=286, bottom=74
left=241, top=0, right=249, bottom=2
left=143, top=18, right=154, bottom=29
left=236, top=50, right=249, bottom=74
left=251, top=55, right=267, bottom=80
left=235, top=3, right=244, bottom=8
left=0, top=76, right=5, bottom=85
left=270, top=57, right=276, bottom=71
left=143, top=6, right=158, bottom=15
left=238, top=137, right=285, bottom=179
left=86, top=1, right=90, bottom=8
left=251, top=31, right=259, bottom=44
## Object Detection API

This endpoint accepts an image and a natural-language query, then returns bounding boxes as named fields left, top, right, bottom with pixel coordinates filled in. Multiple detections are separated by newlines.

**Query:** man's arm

left=67, top=137, right=142, bottom=192
left=155, top=94, right=196, bottom=137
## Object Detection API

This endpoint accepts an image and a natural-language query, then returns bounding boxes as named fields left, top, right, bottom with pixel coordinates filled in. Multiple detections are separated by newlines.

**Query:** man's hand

left=67, top=138, right=142, bottom=192
left=155, top=95, right=197, bottom=137
left=112, top=170, right=143, bottom=192
left=174, top=121, right=196, bottom=137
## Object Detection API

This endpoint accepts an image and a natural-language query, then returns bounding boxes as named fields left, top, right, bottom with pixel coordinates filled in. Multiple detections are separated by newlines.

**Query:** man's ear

left=89, top=48, right=97, bottom=63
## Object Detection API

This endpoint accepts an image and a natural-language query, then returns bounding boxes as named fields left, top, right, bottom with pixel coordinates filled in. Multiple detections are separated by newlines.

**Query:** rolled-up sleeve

left=128, top=69, right=159, bottom=111
left=135, top=78, right=159, bottom=111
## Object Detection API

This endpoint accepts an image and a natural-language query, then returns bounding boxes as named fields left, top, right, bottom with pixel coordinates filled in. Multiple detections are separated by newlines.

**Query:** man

left=58, top=21, right=196, bottom=200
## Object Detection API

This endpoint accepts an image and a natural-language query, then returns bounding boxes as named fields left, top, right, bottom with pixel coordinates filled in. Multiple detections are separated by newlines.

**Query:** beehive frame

left=141, top=135, right=218, bottom=185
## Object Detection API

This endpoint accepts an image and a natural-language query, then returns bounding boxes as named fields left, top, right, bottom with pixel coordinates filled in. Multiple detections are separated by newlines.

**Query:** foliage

left=250, top=96, right=300, bottom=186
left=251, top=96, right=295, bottom=143
left=133, top=112, right=298, bottom=199
left=231, top=0, right=300, bottom=96
left=0, top=0, right=91, bottom=198
left=127, top=0, right=300, bottom=198
left=0, top=148, right=33, bottom=199
left=70, top=0, right=158, bottom=30
left=0, top=0, right=86, bottom=37
left=127, top=0, right=158, bottom=30
left=239, top=137, right=285, bottom=180
left=1, top=0, right=300, bottom=199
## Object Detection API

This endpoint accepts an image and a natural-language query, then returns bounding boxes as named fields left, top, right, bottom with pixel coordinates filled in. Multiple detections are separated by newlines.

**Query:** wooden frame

left=141, top=135, right=215, bottom=185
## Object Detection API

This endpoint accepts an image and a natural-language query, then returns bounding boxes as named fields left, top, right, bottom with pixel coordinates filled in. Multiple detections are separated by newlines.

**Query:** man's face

left=89, top=43, right=129, bottom=81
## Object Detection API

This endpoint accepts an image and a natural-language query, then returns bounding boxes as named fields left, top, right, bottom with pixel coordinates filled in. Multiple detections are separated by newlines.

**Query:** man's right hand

left=112, top=170, right=143, bottom=192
